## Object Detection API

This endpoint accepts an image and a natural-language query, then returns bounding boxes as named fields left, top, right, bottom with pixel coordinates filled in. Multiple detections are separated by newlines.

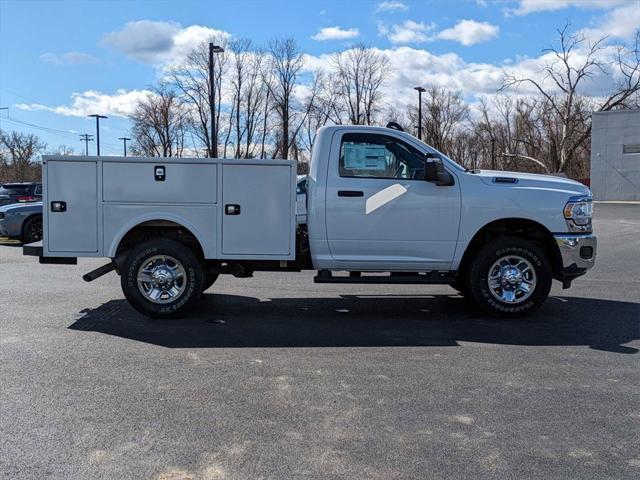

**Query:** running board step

left=314, top=270, right=454, bottom=284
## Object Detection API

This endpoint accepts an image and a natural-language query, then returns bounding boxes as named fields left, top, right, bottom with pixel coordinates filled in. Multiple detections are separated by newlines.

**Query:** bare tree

left=409, top=86, right=468, bottom=155
left=267, top=37, right=304, bottom=159
left=48, top=145, right=75, bottom=156
left=333, top=44, right=389, bottom=125
left=502, top=24, right=640, bottom=172
left=130, top=84, right=189, bottom=157
left=242, top=49, right=268, bottom=158
left=227, top=39, right=269, bottom=158
left=169, top=35, right=229, bottom=157
left=0, top=129, right=46, bottom=182
left=298, top=69, right=342, bottom=154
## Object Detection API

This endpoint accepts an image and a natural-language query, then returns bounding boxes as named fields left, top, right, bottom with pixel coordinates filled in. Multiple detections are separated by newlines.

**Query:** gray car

left=0, top=201, right=43, bottom=243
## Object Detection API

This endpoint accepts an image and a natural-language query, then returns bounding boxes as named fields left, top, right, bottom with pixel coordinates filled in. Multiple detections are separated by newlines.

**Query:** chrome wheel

left=136, top=255, right=187, bottom=304
left=487, top=255, right=537, bottom=304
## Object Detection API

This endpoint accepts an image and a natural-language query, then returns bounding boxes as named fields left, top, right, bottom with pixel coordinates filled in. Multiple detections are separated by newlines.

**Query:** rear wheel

left=468, top=237, right=552, bottom=318
left=21, top=215, right=42, bottom=243
left=120, top=238, right=203, bottom=318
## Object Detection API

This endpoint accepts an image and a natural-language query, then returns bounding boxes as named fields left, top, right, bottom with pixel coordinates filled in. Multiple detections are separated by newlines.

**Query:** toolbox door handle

left=225, top=204, right=241, bottom=215
left=51, top=201, right=67, bottom=212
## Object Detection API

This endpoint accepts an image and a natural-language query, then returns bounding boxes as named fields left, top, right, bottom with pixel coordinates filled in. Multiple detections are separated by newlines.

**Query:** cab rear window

left=0, top=186, right=30, bottom=195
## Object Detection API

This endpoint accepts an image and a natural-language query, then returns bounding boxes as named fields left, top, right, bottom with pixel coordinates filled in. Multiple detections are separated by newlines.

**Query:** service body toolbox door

left=221, top=162, right=295, bottom=259
left=45, top=159, right=98, bottom=254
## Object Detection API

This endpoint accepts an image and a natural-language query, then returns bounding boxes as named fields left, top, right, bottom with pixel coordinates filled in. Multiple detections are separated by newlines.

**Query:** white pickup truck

left=24, top=124, right=597, bottom=318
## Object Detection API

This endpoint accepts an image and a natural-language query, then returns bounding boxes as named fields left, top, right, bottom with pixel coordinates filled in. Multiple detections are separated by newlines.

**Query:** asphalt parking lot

left=1, top=204, right=639, bottom=479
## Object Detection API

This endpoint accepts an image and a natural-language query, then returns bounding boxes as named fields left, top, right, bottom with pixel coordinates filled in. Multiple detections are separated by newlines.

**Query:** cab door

left=324, top=130, right=460, bottom=271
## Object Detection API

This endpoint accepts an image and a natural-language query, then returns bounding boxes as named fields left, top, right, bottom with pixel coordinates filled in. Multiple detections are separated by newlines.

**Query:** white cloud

left=40, top=52, right=98, bottom=65
left=303, top=38, right=629, bottom=112
left=387, top=20, right=436, bottom=44
left=102, top=20, right=230, bottom=65
left=375, top=1, right=408, bottom=12
left=311, top=26, right=360, bottom=41
left=590, top=2, right=640, bottom=40
left=436, top=19, right=499, bottom=45
left=511, top=0, right=633, bottom=15
left=383, top=19, right=498, bottom=46
left=15, top=89, right=153, bottom=118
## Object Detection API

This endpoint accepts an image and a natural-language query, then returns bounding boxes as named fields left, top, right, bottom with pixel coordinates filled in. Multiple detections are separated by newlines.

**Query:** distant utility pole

left=118, top=137, right=131, bottom=157
left=209, top=43, right=225, bottom=158
left=491, top=138, right=496, bottom=170
left=79, top=133, right=94, bottom=156
left=87, top=114, right=108, bottom=156
left=414, top=86, right=426, bottom=141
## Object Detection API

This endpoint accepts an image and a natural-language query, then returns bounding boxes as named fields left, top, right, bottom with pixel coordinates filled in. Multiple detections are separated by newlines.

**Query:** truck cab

left=25, top=125, right=597, bottom=319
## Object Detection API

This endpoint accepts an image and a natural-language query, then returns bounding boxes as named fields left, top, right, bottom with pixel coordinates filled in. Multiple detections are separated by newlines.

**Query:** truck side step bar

left=82, top=262, right=116, bottom=282
left=314, top=270, right=454, bottom=285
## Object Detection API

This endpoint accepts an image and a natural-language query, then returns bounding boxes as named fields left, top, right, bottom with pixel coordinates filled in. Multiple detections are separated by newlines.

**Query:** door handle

left=338, top=190, right=364, bottom=197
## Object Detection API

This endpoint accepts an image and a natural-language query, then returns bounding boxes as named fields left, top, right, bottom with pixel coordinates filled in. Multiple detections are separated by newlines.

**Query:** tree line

left=1, top=24, right=638, bottom=182
left=130, top=25, right=640, bottom=178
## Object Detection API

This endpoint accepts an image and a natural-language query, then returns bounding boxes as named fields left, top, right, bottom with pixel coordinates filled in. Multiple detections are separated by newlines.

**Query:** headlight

left=563, top=195, right=593, bottom=232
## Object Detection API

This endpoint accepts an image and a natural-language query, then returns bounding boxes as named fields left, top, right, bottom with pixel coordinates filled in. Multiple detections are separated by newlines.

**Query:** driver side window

left=339, top=133, right=425, bottom=180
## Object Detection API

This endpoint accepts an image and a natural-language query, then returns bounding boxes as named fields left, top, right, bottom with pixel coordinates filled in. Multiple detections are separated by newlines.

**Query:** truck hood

left=473, top=170, right=590, bottom=196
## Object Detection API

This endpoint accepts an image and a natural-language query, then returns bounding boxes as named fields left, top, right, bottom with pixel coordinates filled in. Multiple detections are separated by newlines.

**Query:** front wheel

left=468, top=237, right=552, bottom=318
left=120, top=239, right=204, bottom=318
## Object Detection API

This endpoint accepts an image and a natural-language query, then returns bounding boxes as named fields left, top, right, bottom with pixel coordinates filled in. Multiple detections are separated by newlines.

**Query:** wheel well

left=457, top=218, right=562, bottom=280
left=115, top=220, right=205, bottom=261
left=21, top=213, right=42, bottom=234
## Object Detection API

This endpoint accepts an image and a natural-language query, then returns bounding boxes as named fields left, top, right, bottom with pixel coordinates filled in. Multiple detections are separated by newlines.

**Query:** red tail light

left=17, top=196, right=38, bottom=202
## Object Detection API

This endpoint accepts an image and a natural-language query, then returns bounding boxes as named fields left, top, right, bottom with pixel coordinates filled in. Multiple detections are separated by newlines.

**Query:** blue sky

left=0, top=0, right=638, bottom=155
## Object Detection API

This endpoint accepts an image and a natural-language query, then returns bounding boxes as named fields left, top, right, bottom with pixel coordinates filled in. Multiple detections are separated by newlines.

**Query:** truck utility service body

left=25, top=125, right=597, bottom=318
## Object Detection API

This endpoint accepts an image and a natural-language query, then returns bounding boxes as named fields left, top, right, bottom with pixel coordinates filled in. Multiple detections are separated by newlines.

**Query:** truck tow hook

left=83, top=262, right=117, bottom=282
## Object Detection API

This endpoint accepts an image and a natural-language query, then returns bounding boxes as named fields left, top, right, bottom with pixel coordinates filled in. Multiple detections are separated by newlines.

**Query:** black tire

left=201, top=273, right=219, bottom=293
left=120, top=238, right=204, bottom=318
left=21, top=215, right=43, bottom=243
left=468, top=237, right=552, bottom=318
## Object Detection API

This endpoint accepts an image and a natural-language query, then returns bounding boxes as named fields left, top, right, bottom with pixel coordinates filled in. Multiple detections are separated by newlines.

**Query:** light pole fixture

left=87, top=114, right=108, bottom=156
left=118, top=137, right=131, bottom=157
left=209, top=43, right=225, bottom=158
left=414, top=87, right=426, bottom=141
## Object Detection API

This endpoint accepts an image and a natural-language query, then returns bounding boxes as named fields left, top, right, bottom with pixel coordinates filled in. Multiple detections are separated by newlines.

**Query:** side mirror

left=423, top=154, right=454, bottom=186
left=425, top=161, right=439, bottom=181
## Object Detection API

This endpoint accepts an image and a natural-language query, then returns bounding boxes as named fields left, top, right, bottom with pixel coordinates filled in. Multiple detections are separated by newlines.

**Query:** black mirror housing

left=423, top=154, right=454, bottom=186
left=424, top=161, right=439, bottom=181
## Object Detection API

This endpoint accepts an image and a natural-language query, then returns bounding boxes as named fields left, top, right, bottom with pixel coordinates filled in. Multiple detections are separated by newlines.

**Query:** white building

left=590, top=109, right=640, bottom=201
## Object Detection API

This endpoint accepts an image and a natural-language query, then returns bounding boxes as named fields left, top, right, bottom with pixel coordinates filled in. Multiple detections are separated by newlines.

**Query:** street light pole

left=209, top=43, right=225, bottom=158
left=414, top=87, right=426, bottom=141
left=118, top=137, right=131, bottom=157
left=87, top=114, right=107, bottom=156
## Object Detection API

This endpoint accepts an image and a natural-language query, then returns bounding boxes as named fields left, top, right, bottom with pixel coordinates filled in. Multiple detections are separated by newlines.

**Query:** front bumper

left=554, top=234, right=597, bottom=287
